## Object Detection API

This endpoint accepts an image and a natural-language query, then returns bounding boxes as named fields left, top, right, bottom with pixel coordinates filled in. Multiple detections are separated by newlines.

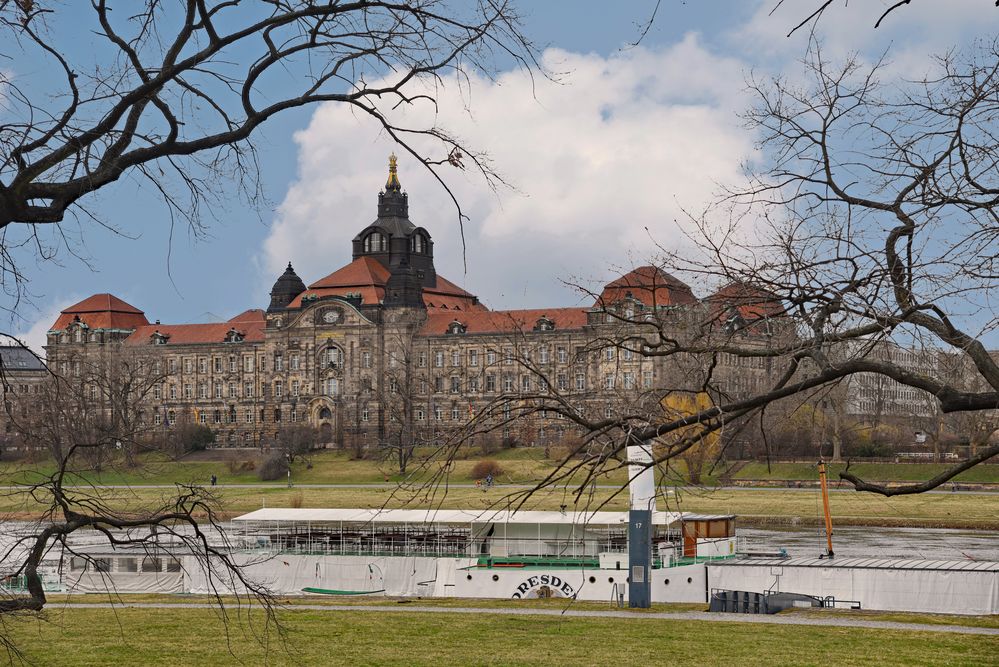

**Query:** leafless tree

left=0, top=0, right=537, bottom=304
left=0, top=350, right=277, bottom=658
left=435, top=40, right=999, bottom=507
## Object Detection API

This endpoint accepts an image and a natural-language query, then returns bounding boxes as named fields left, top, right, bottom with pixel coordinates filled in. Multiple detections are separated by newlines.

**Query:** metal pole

left=818, top=459, right=834, bottom=558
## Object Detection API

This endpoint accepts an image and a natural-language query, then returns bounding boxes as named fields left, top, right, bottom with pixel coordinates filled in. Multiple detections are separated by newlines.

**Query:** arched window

left=411, top=233, right=425, bottom=254
left=319, top=407, right=332, bottom=420
left=323, top=345, right=344, bottom=370
left=364, top=232, right=387, bottom=253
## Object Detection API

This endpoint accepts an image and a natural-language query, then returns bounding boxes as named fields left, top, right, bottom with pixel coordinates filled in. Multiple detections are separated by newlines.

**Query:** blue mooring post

left=628, top=508, right=652, bottom=608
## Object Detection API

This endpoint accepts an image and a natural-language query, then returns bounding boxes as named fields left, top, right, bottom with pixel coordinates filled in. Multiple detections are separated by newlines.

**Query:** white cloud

left=2, top=299, right=71, bottom=359
left=260, top=34, right=754, bottom=309
left=733, top=0, right=999, bottom=77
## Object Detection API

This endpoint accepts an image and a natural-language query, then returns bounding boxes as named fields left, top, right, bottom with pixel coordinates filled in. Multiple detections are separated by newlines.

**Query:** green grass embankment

left=10, top=604, right=995, bottom=666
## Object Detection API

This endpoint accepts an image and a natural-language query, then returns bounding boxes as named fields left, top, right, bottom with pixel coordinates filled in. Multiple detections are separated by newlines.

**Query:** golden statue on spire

left=386, top=152, right=401, bottom=191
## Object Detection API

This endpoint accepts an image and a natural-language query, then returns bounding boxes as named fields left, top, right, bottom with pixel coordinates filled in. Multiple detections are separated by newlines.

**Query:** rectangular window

left=504, top=348, right=513, bottom=365
left=214, top=357, right=223, bottom=373
left=451, top=408, right=459, bottom=421
left=435, top=406, right=443, bottom=421
left=604, top=348, right=615, bottom=361
left=539, top=346, right=550, bottom=364
left=605, top=374, right=615, bottom=390
left=292, top=380, right=300, bottom=397
left=390, top=377, right=399, bottom=393
left=361, top=408, right=369, bottom=422
left=274, top=354, right=284, bottom=372
left=214, top=383, right=223, bottom=399
left=451, top=376, right=461, bottom=393
left=291, top=408, right=298, bottom=423
left=170, top=385, right=178, bottom=399
left=274, top=381, right=283, bottom=398
left=361, top=351, right=371, bottom=369
left=154, top=385, right=162, bottom=400
left=521, top=376, right=531, bottom=392
left=184, top=384, right=192, bottom=399
left=274, top=408, right=282, bottom=423
left=434, top=351, right=444, bottom=368
left=435, top=376, right=444, bottom=392
left=418, top=351, right=427, bottom=368
left=486, top=375, right=496, bottom=392
left=486, top=350, right=497, bottom=365
left=557, top=374, right=567, bottom=391
left=576, top=374, right=586, bottom=391
left=169, top=358, right=177, bottom=373
left=199, top=411, right=207, bottom=424
left=291, top=354, right=300, bottom=370
left=557, top=347, right=567, bottom=363
left=199, top=383, right=207, bottom=399
left=416, top=409, right=425, bottom=421
left=468, top=377, right=480, bottom=392
left=245, top=410, right=253, bottom=424
left=244, top=356, right=254, bottom=373
left=153, top=410, right=162, bottom=425
left=451, top=350, right=461, bottom=367
left=503, top=376, right=513, bottom=392
left=198, top=358, right=207, bottom=373
left=623, top=348, right=633, bottom=361
left=468, top=350, right=478, bottom=367
left=623, top=372, right=635, bottom=390
left=420, top=379, right=428, bottom=394
left=642, top=371, right=653, bottom=389
left=244, top=381, right=253, bottom=397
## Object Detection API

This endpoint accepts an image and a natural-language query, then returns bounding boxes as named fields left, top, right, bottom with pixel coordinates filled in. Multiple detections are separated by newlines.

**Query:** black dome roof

left=268, top=262, right=307, bottom=312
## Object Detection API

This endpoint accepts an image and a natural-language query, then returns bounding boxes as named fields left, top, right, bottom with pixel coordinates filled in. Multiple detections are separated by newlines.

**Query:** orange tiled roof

left=125, top=318, right=266, bottom=346
left=706, top=282, right=785, bottom=321
left=309, top=256, right=391, bottom=290
left=51, top=293, right=149, bottom=330
left=421, top=307, right=587, bottom=336
left=596, top=266, right=697, bottom=309
left=291, top=256, right=486, bottom=311
left=227, top=308, right=266, bottom=323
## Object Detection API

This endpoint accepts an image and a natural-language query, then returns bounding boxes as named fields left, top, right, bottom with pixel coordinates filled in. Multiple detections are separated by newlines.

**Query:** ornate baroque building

left=44, top=157, right=783, bottom=450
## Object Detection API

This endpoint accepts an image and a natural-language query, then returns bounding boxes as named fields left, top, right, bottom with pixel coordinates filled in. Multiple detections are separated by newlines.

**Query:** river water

left=740, top=525, right=999, bottom=561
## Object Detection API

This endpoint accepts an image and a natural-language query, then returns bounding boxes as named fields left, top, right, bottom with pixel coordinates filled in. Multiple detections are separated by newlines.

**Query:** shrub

left=257, top=453, right=289, bottom=481
left=469, top=459, right=502, bottom=480
left=290, top=491, right=305, bottom=508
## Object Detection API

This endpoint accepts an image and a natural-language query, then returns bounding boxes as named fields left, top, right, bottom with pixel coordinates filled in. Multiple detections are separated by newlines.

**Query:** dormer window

left=411, top=233, right=426, bottom=254
left=363, top=231, right=388, bottom=253
left=447, top=320, right=467, bottom=335
left=534, top=316, right=556, bottom=332
left=151, top=331, right=170, bottom=345
left=224, top=328, right=245, bottom=343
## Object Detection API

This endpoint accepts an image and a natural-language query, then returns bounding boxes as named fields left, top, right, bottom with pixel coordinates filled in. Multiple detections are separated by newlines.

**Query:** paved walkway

left=47, top=602, right=999, bottom=636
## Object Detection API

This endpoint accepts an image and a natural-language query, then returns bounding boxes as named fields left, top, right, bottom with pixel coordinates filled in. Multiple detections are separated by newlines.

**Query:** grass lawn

left=734, top=462, right=999, bottom=485
left=1, top=482, right=996, bottom=528
left=6, top=449, right=998, bottom=489
left=7, top=604, right=995, bottom=666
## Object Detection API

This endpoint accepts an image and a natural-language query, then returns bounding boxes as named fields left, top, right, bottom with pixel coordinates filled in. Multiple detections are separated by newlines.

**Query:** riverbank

left=1, top=483, right=996, bottom=530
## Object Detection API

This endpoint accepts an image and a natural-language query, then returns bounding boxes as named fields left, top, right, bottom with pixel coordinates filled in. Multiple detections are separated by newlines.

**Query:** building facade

left=44, top=157, right=785, bottom=450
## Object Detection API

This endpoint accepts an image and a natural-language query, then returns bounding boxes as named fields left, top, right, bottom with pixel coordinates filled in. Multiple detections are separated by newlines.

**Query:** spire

left=385, top=153, right=401, bottom=192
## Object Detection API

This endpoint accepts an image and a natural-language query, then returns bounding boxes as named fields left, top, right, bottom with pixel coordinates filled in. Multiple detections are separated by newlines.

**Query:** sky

left=6, top=0, right=999, bottom=354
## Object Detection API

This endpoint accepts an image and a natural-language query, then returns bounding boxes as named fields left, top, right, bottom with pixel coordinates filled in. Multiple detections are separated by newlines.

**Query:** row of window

left=415, top=345, right=646, bottom=368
